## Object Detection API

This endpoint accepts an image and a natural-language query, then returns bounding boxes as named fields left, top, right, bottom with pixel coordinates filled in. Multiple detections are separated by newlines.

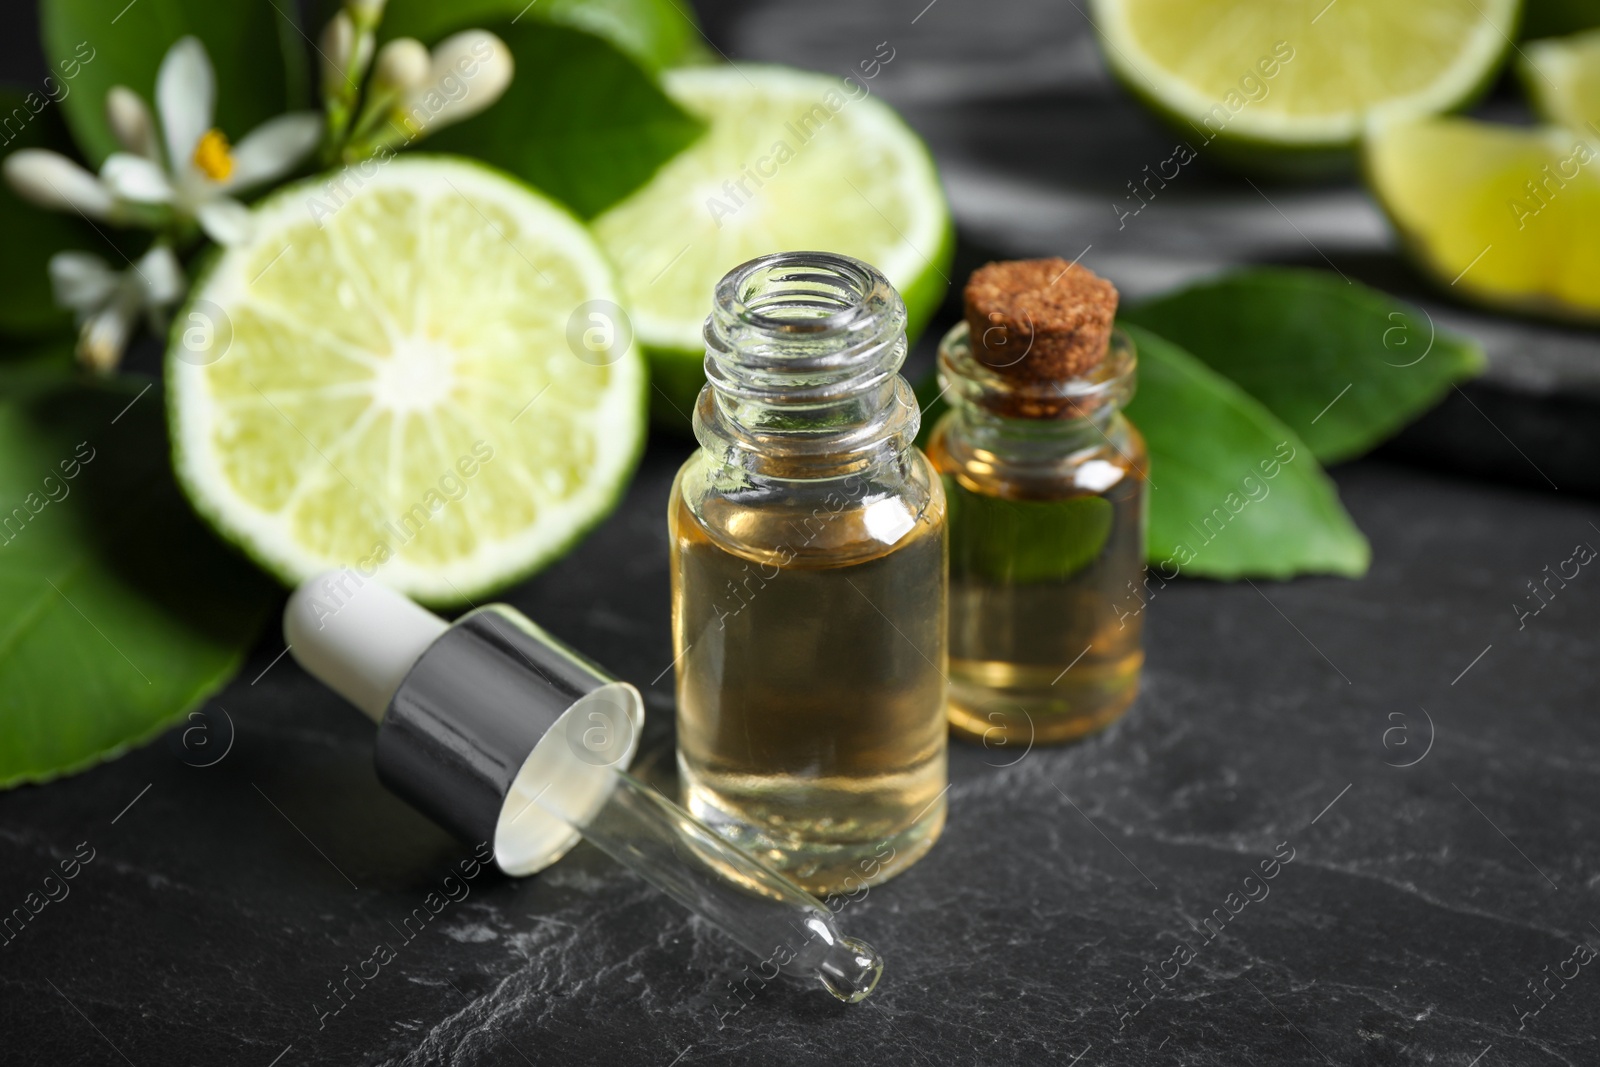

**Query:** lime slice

left=168, top=156, right=646, bottom=605
left=1090, top=0, right=1517, bottom=165
left=1366, top=117, right=1600, bottom=320
left=591, top=64, right=953, bottom=426
left=1523, top=28, right=1600, bottom=134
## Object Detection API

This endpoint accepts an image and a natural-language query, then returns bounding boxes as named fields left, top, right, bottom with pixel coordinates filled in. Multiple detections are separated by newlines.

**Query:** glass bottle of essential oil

left=670, top=251, right=948, bottom=895
left=925, top=259, right=1146, bottom=747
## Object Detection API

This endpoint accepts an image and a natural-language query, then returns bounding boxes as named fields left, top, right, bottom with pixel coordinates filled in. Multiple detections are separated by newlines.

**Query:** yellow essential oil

left=927, top=259, right=1147, bottom=747
left=670, top=252, right=948, bottom=895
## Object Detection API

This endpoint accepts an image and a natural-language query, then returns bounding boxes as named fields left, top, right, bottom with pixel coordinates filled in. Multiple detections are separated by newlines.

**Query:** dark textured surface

left=5, top=447, right=1600, bottom=1066
left=6, top=1, right=1600, bottom=1065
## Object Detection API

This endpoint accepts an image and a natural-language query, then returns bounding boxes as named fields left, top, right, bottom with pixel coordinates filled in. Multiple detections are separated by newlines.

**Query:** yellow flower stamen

left=192, top=128, right=234, bottom=182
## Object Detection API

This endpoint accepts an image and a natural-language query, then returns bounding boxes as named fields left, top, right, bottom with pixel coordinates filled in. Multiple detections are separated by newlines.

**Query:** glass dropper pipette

left=284, top=571, right=882, bottom=1002
left=519, top=758, right=881, bottom=1000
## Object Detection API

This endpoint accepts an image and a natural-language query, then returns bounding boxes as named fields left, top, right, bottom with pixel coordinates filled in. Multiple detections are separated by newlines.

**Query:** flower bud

left=80, top=299, right=137, bottom=374
left=2, top=149, right=116, bottom=218
left=345, top=0, right=387, bottom=28
left=373, top=38, right=430, bottom=95
left=321, top=13, right=374, bottom=95
left=354, top=31, right=376, bottom=85
left=400, top=31, right=513, bottom=138
left=106, top=87, right=158, bottom=159
left=320, top=12, right=354, bottom=94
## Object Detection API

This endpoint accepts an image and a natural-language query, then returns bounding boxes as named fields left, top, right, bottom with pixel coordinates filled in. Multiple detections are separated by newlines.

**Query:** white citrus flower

left=49, top=246, right=185, bottom=373
left=98, top=37, right=321, bottom=245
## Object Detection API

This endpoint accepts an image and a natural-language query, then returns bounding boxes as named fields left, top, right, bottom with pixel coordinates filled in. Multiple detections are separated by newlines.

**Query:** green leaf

left=916, top=329, right=1368, bottom=581
left=378, top=0, right=708, bottom=71
left=0, top=90, right=100, bottom=340
left=420, top=21, right=704, bottom=218
left=40, top=0, right=302, bottom=166
left=0, top=336, right=78, bottom=385
left=1121, top=268, right=1486, bottom=464
left=0, top=378, right=277, bottom=788
left=1123, top=324, right=1370, bottom=580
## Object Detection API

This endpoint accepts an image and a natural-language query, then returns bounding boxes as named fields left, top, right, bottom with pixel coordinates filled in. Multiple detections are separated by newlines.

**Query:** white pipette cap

left=284, top=571, right=644, bottom=875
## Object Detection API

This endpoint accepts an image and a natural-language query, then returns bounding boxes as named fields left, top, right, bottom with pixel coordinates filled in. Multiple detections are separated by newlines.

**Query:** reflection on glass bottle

left=670, top=251, right=948, bottom=895
left=926, top=259, right=1147, bottom=747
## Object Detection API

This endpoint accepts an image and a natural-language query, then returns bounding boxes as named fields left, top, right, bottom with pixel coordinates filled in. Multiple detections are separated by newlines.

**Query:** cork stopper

left=963, top=259, right=1118, bottom=382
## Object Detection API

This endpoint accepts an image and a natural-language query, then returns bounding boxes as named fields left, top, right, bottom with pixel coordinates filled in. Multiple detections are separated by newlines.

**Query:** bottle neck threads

left=697, top=251, right=919, bottom=479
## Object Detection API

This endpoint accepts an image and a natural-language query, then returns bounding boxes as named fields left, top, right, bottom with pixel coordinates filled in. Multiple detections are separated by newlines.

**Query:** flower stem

left=320, top=7, right=382, bottom=167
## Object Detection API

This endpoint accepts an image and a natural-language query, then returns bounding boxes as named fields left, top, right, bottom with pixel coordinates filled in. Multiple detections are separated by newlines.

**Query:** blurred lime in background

left=1366, top=25, right=1600, bottom=322
left=1366, top=117, right=1600, bottom=321
left=592, top=65, right=953, bottom=427
left=1089, top=0, right=1520, bottom=174
left=1522, top=27, right=1600, bottom=131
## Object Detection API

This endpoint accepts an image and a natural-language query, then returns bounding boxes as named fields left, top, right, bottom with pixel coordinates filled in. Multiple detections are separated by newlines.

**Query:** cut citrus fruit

left=1366, top=116, right=1600, bottom=320
left=591, top=64, right=952, bottom=426
left=168, top=156, right=646, bottom=606
left=1090, top=0, right=1518, bottom=167
left=1522, top=28, right=1600, bottom=134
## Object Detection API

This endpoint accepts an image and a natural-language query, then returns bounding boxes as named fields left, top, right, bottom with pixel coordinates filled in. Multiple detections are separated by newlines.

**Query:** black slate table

left=4, top=1, right=1600, bottom=1065
left=7, top=452, right=1600, bottom=1067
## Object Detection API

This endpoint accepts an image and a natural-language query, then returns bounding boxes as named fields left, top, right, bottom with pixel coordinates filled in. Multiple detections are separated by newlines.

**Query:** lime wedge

left=592, top=65, right=952, bottom=425
left=168, top=156, right=646, bottom=605
left=1523, top=28, right=1600, bottom=134
left=1366, top=117, right=1600, bottom=321
left=1090, top=0, right=1517, bottom=165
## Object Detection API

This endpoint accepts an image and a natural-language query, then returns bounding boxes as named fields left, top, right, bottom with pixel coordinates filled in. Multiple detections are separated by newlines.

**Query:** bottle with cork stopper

left=924, top=258, right=1147, bottom=746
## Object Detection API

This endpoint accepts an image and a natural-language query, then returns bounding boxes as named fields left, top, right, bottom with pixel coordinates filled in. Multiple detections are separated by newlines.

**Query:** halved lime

left=168, top=156, right=647, bottom=606
left=1366, top=117, right=1600, bottom=320
left=1522, top=28, right=1600, bottom=134
left=591, top=65, right=953, bottom=426
left=1090, top=0, right=1518, bottom=169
